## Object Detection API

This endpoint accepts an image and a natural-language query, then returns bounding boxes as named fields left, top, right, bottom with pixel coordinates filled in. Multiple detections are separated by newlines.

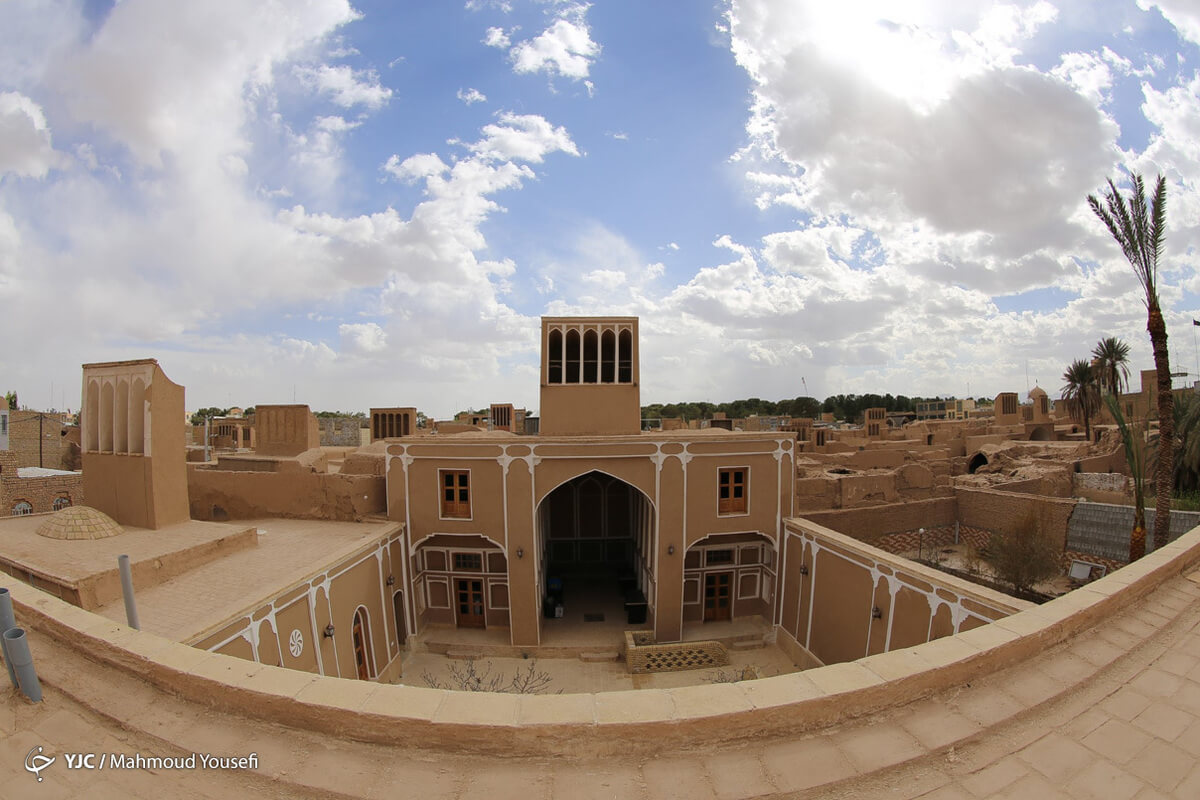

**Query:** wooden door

left=352, top=609, right=373, bottom=680
left=703, top=572, right=733, bottom=622
left=456, top=578, right=486, bottom=628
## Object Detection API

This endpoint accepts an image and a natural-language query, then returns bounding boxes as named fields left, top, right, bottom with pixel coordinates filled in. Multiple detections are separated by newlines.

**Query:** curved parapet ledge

left=11, top=525, right=1200, bottom=759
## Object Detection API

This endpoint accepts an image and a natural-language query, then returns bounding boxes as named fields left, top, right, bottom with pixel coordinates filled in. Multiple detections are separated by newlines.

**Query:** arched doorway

left=1029, top=426, right=1051, bottom=441
left=535, top=471, right=655, bottom=636
left=351, top=607, right=374, bottom=680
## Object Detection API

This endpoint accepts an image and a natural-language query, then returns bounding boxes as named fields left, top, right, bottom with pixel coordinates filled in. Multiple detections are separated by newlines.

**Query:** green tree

left=1173, top=393, right=1200, bottom=494
left=1061, top=359, right=1101, bottom=441
left=1088, top=173, right=1173, bottom=550
left=1092, top=336, right=1131, bottom=396
left=190, top=407, right=229, bottom=425
left=5, top=390, right=16, bottom=410
left=1106, top=393, right=1149, bottom=560
left=989, top=514, right=1061, bottom=596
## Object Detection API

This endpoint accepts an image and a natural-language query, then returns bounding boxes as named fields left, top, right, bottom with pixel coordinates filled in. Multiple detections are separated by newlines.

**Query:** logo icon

left=25, top=745, right=55, bottom=782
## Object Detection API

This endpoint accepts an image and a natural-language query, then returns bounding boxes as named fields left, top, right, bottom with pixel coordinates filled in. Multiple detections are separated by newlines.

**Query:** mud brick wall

left=956, top=487, right=1076, bottom=552
left=0, top=451, right=84, bottom=514
left=7, top=411, right=70, bottom=469
left=797, top=497, right=957, bottom=545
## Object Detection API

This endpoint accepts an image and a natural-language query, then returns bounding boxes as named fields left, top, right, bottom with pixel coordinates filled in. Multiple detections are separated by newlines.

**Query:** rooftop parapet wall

left=778, top=518, right=1028, bottom=666
left=188, top=465, right=385, bottom=522
left=13, top=523, right=1200, bottom=760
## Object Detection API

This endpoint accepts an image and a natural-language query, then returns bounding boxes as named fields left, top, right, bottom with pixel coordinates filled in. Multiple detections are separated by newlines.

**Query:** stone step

left=445, top=648, right=483, bottom=660
left=579, top=651, right=619, bottom=662
left=730, top=639, right=767, bottom=651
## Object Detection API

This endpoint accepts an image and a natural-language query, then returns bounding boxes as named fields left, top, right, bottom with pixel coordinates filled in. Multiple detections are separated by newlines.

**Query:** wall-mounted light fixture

left=323, top=624, right=336, bottom=638
left=517, top=547, right=524, bottom=559
left=667, top=545, right=675, bottom=555
left=871, top=606, right=882, bottom=620
left=798, top=564, right=809, bottom=576
left=386, top=574, right=395, bottom=586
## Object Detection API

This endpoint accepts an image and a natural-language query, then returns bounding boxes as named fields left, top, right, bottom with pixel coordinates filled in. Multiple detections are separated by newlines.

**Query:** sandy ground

left=396, top=643, right=800, bottom=693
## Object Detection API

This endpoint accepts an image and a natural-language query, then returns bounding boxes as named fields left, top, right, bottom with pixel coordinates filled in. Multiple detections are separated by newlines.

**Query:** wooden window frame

left=439, top=469, right=471, bottom=519
left=717, top=467, right=748, bottom=515
left=452, top=552, right=483, bottom=572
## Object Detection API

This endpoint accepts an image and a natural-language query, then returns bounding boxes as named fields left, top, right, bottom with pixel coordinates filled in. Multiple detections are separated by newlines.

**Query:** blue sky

left=2, top=0, right=1200, bottom=418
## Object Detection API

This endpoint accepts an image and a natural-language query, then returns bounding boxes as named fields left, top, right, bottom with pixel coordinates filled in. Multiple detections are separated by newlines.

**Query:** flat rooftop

left=91, top=517, right=399, bottom=642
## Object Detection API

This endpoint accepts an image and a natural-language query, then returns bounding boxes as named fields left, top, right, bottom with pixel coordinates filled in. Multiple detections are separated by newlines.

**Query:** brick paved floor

left=4, top=571, right=1200, bottom=798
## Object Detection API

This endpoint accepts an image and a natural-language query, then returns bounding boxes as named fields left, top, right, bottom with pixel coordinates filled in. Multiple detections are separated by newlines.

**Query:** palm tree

left=1088, top=174, right=1173, bottom=551
left=1092, top=336, right=1131, bottom=397
left=1105, top=393, right=1148, bottom=561
left=1061, top=358, right=1101, bottom=441
left=1174, top=393, right=1200, bottom=494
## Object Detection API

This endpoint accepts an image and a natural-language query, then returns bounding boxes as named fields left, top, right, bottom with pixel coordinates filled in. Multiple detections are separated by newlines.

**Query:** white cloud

left=1052, top=51, right=1113, bottom=105
left=484, top=27, right=512, bottom=49
left=293, top=63, right=392, bottom=109
left=0, top=92, right=68, bottom=178
left=457, top=87, right=487, bottom=105
left=339, top=322, right=388, bottom=354
left=510, top=16, right=599, bottom=79
left=465, top=112, right=579, bottom=163
left=49, top=0, right=362, bottom=167
left=1140, top=0, right=1200, bottom=46
left=383, top=152, right=449, bottom=183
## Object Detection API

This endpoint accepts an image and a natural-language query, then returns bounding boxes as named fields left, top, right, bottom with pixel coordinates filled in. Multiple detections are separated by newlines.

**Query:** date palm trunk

left=1150, top=301, right=1174, bottom=549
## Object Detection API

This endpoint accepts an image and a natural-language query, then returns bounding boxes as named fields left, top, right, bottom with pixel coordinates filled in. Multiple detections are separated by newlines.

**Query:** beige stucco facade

left=384, top=316, right=796, bottom=647
left=386, top=431, right=795, bottom=647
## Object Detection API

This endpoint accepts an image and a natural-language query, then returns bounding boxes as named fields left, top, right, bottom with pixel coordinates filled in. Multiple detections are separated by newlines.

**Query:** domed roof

left=1029, top=386, right=1047, bottom=398
left=36, top=506, right=125, bottom=540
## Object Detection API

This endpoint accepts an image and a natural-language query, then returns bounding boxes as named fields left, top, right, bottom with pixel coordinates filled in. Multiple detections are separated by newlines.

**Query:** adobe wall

left=778, top=520, right=1027, bottom=665
left=1073, top=472, right=1130, bottom=505
left=6, top=410, right=71, bottom=469
left=318, top=416, right=364, bottom=447
left=256, top=405, right=320, bottom=457
left=0, top=451, right=84, bottom=513
left=188, top=466, right=385, bottom=522
left=798, top=498, right=958, bottom=545
left=190, top=526, right=405, bottom=683
left=956, top=487, right=1076, bottom=551
left=10, top=524, right=1200, bottom=759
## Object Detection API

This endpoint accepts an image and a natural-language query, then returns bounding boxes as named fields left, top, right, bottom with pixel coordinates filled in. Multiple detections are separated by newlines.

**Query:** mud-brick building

left=386, top=316, right=796, bottom=647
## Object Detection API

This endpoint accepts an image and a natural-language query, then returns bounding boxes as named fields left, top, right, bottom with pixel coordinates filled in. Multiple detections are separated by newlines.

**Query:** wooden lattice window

left=453, top=552, right=483, bottom=572
left=706, top=548, right=734, bottom=566
left=440, top=470, right=470, bottom=518
left=718, top=468, right=747, bottom=514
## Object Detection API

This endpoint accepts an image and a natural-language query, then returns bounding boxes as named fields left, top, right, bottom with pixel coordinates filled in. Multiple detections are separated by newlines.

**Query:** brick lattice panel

left=624, top=631, right=730, bottom=674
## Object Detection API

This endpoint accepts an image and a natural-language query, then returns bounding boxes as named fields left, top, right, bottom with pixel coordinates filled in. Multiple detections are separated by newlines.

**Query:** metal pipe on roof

left=118, top=554, right=140, bottom=630
left=0, top=588, right=18, bottom=689
left=3, top=628, right=42, bottom=702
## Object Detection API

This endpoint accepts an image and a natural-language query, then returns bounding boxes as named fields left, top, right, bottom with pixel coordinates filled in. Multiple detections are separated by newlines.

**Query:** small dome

left=36, top=506, right=125, bottom=541
left=1029, top=386, right=1047, bottom=398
